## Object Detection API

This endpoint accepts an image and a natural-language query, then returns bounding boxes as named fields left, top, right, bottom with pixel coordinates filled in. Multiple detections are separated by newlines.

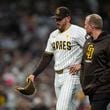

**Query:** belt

left=55, top=69, right=63, bottom=74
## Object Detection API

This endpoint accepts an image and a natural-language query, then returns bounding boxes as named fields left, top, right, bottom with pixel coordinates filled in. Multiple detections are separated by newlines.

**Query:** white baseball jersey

left=45, top=24, right=87, bottom=110
left=45, top=24, right=86, bottom=70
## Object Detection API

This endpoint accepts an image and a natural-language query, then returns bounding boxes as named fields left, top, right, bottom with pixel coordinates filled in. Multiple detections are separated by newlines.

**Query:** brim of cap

left=51, top=15, right=62, bottom=19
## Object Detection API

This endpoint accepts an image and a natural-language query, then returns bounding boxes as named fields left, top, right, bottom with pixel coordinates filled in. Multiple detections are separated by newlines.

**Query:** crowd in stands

left=0, top=0, right=110, bottom=110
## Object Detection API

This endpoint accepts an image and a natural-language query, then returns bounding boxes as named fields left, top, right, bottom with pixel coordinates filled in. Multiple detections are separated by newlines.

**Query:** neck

left=64, top=23, right=71, bottom=31
left=91, top=29, right=102, bottom=40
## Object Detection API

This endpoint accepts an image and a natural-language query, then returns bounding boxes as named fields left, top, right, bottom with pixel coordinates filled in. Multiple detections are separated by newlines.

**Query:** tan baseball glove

left=16, top=78, right=35, bottom=95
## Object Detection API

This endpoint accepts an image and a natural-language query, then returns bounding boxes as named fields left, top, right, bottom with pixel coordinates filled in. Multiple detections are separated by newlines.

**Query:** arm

left=33, top=52, right=53, bottom=77
left=28, top=32, right=54, bottom=81
left=69, top=28, right=86, bottom=74
left=97, top=43, right=110, bottom=86
left=16, top=52, right=53, bottom=95
left=75, top=27, right=86, bottom=47
left=27, top=52, right=53, bottom=81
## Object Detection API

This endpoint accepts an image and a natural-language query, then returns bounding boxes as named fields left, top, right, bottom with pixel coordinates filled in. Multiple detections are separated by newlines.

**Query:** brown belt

left=55, top=69, right=63, bottom=74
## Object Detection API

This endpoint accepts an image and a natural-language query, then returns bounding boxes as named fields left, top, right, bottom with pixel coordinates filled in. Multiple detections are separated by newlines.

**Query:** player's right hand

left=16, top=74, right=36, bottom=95
left=26, top=74, right=35, bottom=82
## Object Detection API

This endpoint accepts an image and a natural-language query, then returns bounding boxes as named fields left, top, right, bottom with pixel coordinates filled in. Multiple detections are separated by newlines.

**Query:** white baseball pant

left=54, top=68, right=81, bottom=110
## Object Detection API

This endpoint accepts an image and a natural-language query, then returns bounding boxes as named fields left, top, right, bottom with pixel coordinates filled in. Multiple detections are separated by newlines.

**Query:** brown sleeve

left=33, top=52, right=53, bottom=77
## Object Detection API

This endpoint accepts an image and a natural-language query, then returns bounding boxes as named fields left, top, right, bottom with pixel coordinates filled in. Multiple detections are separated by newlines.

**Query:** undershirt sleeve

left=33, top=52, right=53, bottom=77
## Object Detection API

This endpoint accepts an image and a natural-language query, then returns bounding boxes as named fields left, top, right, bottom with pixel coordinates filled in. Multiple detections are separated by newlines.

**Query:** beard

left=58, top=28, right=64, bottom=32
left=57, top=23, right=66, bottom=32
left=57, top=25, right=64, bottom=32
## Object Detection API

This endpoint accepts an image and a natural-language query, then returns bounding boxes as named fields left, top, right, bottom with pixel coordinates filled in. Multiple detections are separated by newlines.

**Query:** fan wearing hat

left=25, top=6, right=87, bottom=110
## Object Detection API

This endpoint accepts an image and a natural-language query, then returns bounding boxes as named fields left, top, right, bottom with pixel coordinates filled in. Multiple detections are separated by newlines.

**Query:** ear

left=66, top=16, right=71, bottom=22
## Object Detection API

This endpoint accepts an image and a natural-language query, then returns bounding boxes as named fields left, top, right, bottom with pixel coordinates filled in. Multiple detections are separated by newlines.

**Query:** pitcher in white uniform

left=26, top=6, right=87, bottom=110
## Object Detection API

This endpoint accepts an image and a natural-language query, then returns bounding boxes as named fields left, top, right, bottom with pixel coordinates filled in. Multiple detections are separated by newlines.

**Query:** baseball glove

left=16, top=78, right=35, bottom=95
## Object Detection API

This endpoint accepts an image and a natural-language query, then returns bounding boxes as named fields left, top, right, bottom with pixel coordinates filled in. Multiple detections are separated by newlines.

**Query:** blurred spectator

left=16, top=98, right=32, bottom=110
left=0, top=85, right=7, bottom=109
left=31, top=104, right=49, bottom=110
left=0, top=0, right=110, bottom=110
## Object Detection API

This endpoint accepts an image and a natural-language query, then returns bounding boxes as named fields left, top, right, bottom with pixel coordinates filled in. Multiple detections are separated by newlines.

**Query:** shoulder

left=70, top=24, right=86, bottom=37
left=50, top=29, right=59, bottom=37
left=85, top=37, right=92, bottom=45
left=48, top=29, right=59, bottom=40
left=71, top=24, right=86, bottom=32
left=70, top=25, right=86, bottom=39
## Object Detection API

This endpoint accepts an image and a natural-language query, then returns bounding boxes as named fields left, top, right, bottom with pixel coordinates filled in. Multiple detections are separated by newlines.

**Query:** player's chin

left=57, top=26, right=64, bottom=32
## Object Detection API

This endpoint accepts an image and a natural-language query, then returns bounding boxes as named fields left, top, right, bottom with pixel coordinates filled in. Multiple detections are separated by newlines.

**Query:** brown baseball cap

left=52, top=6, right=71, bottom=20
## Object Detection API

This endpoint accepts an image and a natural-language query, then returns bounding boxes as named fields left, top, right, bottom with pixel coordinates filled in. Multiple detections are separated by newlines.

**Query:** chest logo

left=86, top=44, right=94, bottom=60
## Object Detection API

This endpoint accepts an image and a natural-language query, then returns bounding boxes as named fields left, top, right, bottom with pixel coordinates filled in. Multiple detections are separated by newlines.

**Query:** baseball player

left=27, top=6, right=86, bottom=110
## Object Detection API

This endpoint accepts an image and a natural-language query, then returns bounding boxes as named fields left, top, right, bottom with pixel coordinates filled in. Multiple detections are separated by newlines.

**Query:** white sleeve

left=75, top=28, right=86, bottom=47
left=45, top=35, right=54, bottom=53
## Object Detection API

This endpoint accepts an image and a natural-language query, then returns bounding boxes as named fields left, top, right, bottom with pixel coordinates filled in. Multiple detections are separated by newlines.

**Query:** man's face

left=55, top=17, right=68, bottom=32
left=84, top=17, right=93, bottom=35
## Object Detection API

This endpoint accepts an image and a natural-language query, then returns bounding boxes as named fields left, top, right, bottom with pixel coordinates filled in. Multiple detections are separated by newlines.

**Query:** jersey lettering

left=52, top=41, right=71, bottom=50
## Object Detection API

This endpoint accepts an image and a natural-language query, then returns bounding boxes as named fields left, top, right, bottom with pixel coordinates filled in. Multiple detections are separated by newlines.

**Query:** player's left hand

left=75, top=89, right=85, bottom=101
left=69, top=64, right=81, bottom=74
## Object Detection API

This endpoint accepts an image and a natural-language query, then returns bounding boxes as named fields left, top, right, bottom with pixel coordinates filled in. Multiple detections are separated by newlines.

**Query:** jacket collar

left=92, top=31, right=109, bottom=42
